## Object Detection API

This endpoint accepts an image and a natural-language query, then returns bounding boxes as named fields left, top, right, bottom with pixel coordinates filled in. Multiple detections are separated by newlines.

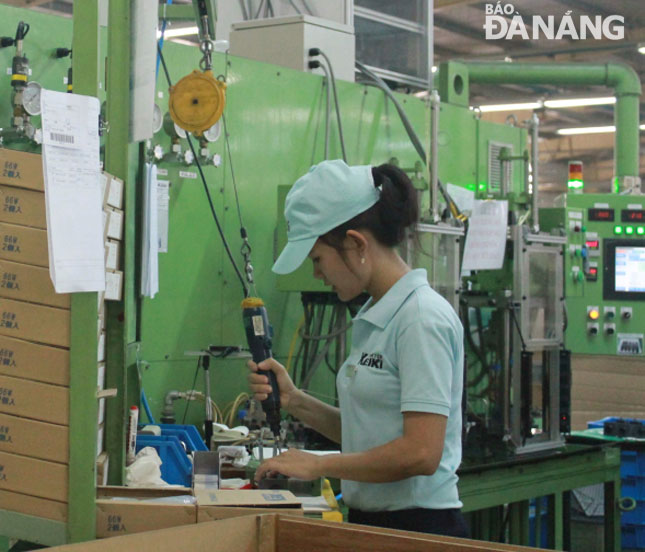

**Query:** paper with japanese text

left=461, top=200, right=508, bottom=271
left=40, top=89, right=105, bottom=293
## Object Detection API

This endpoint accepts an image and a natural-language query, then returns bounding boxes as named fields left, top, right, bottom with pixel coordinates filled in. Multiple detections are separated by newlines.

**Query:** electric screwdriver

left=241, top=297, right=281, bottom=437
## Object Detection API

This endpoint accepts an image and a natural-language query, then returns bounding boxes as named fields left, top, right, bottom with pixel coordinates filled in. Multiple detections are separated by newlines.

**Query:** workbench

left=458, top=443, right=621, bottom=551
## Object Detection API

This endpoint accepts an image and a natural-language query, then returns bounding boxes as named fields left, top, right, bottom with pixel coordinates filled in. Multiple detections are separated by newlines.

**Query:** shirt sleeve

left=397, top=312, right=458, bottom=417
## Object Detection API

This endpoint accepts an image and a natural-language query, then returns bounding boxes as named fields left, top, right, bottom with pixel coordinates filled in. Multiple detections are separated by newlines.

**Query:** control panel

left=541, top=194, right=645, bottom=356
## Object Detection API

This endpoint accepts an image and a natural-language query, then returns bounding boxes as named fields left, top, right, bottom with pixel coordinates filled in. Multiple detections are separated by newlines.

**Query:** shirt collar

left=354, top=269, right=429, bottom=329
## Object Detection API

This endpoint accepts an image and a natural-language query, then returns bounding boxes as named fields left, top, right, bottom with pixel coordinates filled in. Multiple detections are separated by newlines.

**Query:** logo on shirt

left=358, top=352, right=383, bottom=370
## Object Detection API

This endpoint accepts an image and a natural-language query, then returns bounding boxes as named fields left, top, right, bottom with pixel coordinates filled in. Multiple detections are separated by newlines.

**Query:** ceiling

left=12, top=0, right=645, bottom=198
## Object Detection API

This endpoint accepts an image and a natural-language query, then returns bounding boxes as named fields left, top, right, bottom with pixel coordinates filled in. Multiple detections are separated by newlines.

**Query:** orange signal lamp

left=588, top=308, right=600, bottom=320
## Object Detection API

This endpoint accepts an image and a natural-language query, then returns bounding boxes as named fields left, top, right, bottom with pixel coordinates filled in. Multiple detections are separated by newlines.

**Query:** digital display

left=585, top=240, right=599, bottom=249
left=615, top=246, right=645, bottom=292
left=621, top=210, right=645, bottom=222
left=588, top=208, right=614, bottom=222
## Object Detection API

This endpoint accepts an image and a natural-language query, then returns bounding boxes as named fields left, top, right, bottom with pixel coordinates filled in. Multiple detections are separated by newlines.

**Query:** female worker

left=248, top=160, right=467, bottom=537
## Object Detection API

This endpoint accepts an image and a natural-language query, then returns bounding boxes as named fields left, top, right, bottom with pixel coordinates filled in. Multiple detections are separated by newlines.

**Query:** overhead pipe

left=463, top=62, right=641, bottom=188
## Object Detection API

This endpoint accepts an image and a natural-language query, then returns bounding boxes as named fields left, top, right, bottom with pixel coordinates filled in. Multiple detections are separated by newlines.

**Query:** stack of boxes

left=0, top=149, right=124, bottom=521
left=0, top=149, right=71, bottom=522
left=97, top=170, right=124, bottom=483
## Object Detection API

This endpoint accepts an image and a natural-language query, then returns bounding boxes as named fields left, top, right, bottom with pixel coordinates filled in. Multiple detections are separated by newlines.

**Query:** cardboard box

left=106, top=176, right=124, bottom=210
left=0, top=334, right=69, bottom=385
left=0, top=149, right=44, bottom=192
left=0, top=412, right=68, bottom=463
left=105, top=207, right=123, bottom=241
left=0, top=297, right=70, bottom=347
left=0, top=260, right=70, bottom=308
left=0, top=489, right=67, bottom=522
left=196, top=489, right=303, bottom=525
left=98, top=331, right=106, bottom=362
left=0, top=185, right=46, bottom=229
left=98, top=397, right=105, bottom=425
left=49, top=513, right=548, bottom=551
left=0, top=222, right=48, bottom=267
left=96, top=453, right=109, bottom=486
left=97, top=361, right=105, bottom=390
left=0, top=373, right=69, bottom=425
left=105, top=270, right=123, bottom=302
left=0, top=450, right=68, bottom=501
left=194, top=489, right=301, bottom=509
left=97, top=423, right=105, bottom=457
left=96, top=486, right=196, bottom=538
left=105, top=239, right=120, bottom=271
left=571, top=353, right=645, bottom=430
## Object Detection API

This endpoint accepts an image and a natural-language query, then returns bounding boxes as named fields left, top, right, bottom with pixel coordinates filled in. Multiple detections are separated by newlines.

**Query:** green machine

left=542, top=193, right=645, bottom=356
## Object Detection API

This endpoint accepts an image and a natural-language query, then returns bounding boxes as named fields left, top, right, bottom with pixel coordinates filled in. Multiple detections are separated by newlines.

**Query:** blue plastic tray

left=135, top=435, right=192, bottom=486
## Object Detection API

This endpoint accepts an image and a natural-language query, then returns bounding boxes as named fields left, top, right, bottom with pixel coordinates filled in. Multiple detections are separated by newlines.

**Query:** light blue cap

left=272, top=160, right=379, bottom=275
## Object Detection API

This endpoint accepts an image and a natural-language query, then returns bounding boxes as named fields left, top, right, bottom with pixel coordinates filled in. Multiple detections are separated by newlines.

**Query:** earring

left=360, top=257, right=365, bottom=265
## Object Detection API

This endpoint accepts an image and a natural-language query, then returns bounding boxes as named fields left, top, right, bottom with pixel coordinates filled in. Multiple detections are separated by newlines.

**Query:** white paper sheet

left=461, top=200, right=509, bottom=271
left=157, top=179, right=170, bottom=253
left=446, top=183, right=475, bottom=213
left=141, top=163, right=159, bottom=298
left=40, top=89, right=105, bottom=293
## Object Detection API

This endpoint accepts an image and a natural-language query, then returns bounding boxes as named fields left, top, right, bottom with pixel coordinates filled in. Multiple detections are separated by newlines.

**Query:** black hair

left=320, top=163, right=418, bottom=250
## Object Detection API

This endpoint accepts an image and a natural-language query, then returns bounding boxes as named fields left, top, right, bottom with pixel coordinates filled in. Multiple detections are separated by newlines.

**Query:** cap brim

left=272, top=237, right=317, bottom=275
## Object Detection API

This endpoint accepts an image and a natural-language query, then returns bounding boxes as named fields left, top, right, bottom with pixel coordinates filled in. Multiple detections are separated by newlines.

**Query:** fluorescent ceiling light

left=478, top=102, right=541, bottom=112
left=478, top=96, right=617, bottom=112
left=158, top=26, right=199, bottom=38
left=557, top=124, right=645, bottom=135
left=544, top=97, right=616, bottom=108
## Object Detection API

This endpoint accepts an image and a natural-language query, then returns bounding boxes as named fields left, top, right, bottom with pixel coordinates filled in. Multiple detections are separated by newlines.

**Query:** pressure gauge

left=152, top=104, right=163, bottom=134
left=22, top=81, right=42, bottom=116
left=174, top=123, right=187, bottom=140
left=203, top=120, right=222, bottom=143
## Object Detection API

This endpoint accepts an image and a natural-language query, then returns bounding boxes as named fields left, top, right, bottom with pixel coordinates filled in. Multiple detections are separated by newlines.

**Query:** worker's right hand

left=247, top=358, right=298, bottom=410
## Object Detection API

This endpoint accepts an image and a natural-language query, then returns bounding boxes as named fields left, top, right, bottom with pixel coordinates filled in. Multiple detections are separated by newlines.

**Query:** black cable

left=355, top=60, right=464, bottom=222
left=222, top=113, right=246, bottom=232
left=157, top=46, right=249, bottom=298
left=509, top=305, right=527, bottom=351
left=182, top=357, right=202, bottom=424
left=157, top=43, right=172, bottom=85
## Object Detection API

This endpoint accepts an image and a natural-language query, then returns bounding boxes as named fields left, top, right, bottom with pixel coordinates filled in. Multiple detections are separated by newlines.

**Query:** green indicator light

left=466, top=183, right=476, bottom=192
left=614, top=225, right=623, bottom=235
left=614, top=177, right=620, bottom=194
left=637, top=227, right=645, bottom=235
left=567, top=179, right=584, bottom=190
left=626, top=226, right=634, bottom=235
left=478, top=183, right=487, bottom=192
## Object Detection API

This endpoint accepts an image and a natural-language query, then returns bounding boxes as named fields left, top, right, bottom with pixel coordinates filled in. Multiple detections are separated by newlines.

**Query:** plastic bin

left=622, top=500, right=645, bottom=526
left=158, top=424, right=208, bottom=452
left=135, top=435, right=192, bottom=486
left=623, top=524, right=645, bottom=549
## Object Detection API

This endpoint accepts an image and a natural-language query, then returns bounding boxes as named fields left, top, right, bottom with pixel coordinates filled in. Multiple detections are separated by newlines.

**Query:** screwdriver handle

left=242, top=298, right=281, bottom=434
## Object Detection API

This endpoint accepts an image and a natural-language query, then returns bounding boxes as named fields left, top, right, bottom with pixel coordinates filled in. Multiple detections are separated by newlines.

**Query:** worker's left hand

left=255, top=448, right=322, bottom=482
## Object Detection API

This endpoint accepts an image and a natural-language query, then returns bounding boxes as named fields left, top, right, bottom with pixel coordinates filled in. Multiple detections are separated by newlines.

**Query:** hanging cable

left=509, top=304, right=527, bottom=351
left=309, top=60, right=331, bottom=159
left=157, top=46, right=249, bottom=298
left=355, top=61, right=466, bottom=223
left=309, top=48, right=347, bottom=162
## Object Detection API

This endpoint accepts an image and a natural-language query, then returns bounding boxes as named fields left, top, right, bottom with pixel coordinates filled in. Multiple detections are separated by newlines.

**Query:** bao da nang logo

left=484, top=3, right=624, bottom=40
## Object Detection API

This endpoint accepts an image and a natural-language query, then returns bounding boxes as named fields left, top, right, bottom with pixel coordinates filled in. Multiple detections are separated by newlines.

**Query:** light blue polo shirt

left=336, top=268, right=464, bottom=511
